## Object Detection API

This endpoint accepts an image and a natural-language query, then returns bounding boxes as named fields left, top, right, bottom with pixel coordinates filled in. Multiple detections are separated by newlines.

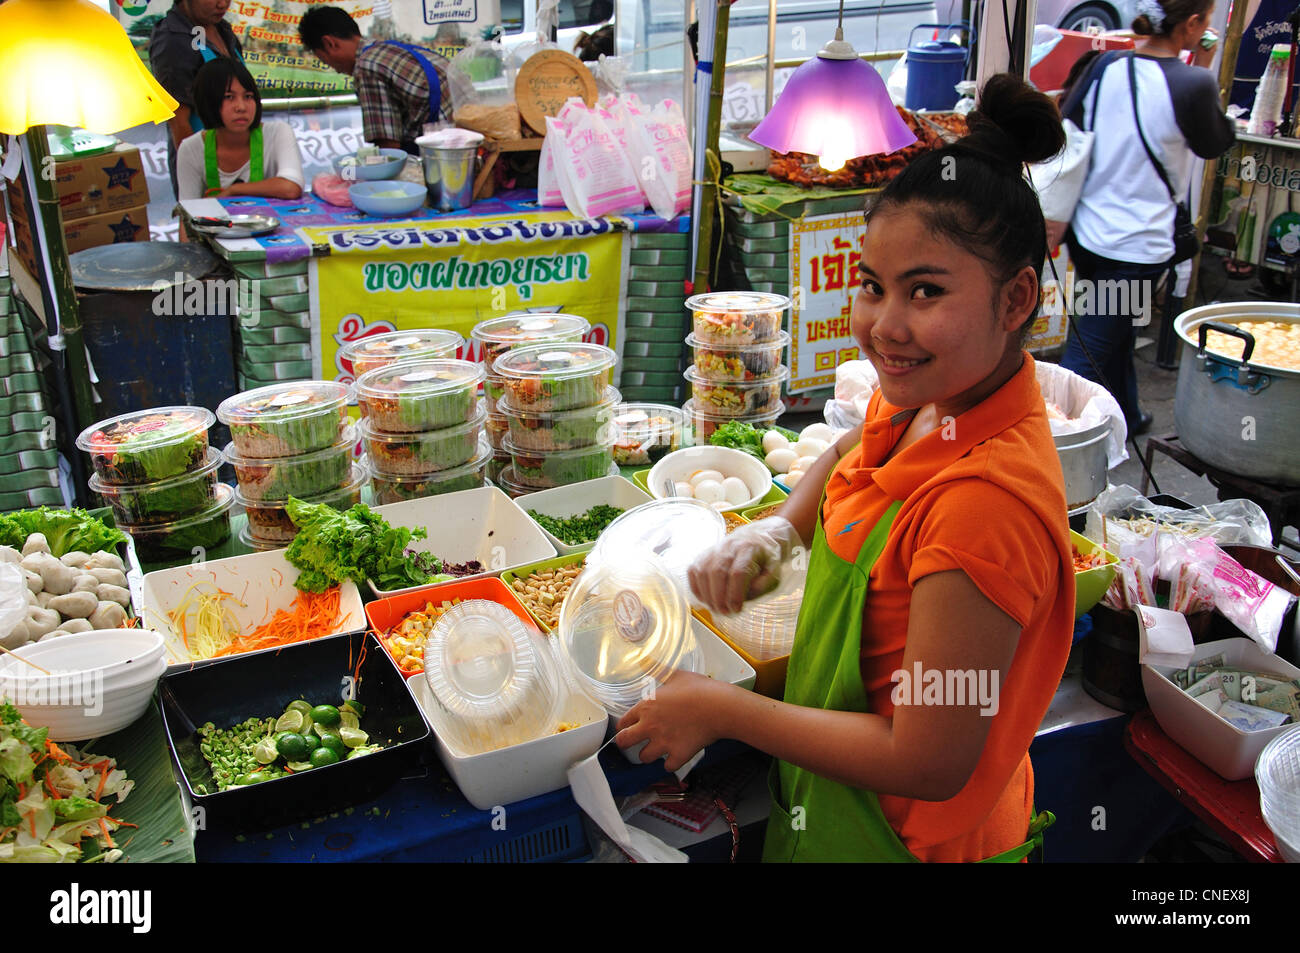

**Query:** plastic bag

left=621, top=94, right=692, bottom=221
left=1035, top=361, right=1128, bottom=468
left=0, top=563, right=29, bottom=650
left=537, top=115, right=567, bottom=207
left=549, top=98, right=645, bottom=218
left=1165, top=537, right=1296, bottom=652
left=448, top=40, right=521, bottom=140
left=1103, top=555, right=1157, bottom=611
left=595, top=95, right=649, bottom=208
left=886, top=53, right=908, bottom=107
left=821, top=359, right=879, bottom=432
left=311, top=173, right=353, bottom=208
left=1085, top=485, right=1274, bottom=551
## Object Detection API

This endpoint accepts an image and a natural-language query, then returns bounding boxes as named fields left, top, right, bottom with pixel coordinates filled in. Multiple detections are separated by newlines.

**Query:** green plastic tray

left=631, top=468, right=789, bottom=508
left=499, top=552, right=589, bottom=633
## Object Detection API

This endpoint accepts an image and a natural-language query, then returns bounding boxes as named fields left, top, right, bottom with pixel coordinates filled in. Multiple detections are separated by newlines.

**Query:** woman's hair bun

left=963, top=73, right=1066, bottom=167
left=1132, top=13, right=1156, bottom=35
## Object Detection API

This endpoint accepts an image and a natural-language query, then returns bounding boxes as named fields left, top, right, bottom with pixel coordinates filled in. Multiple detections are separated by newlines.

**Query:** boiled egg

left=673, top=481, right=694, bottom=498
left=762, top=430, right=790, bottom=454
left=689, top=469, right=725, bottom=488
left=783, top=469, right=804, bottom=488
left=790, top=455, right=819, bottom=473
left=693, top=479, right=726, bottom=504
left=710, top=500, right=732, bottom=512
left=722, top=476, right=750, bottom=505
left=765, top=447, right=797, bottom=474
left=800, top=423, right=834, bottom=444
left=793, top=438, right=829, bottom=459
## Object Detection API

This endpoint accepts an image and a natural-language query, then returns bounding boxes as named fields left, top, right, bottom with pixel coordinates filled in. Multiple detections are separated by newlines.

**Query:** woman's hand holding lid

left=688, top=516, right=802, bottom=616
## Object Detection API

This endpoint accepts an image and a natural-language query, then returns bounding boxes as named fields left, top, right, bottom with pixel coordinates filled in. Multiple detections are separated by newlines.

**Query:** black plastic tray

left=160, top=631, right=428, bottom=828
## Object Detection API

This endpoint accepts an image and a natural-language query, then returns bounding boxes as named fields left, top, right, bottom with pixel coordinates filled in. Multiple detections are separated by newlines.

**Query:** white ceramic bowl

left=646, top=445, right=773, bottom=513
left=0, top=628, right=166, bottom=741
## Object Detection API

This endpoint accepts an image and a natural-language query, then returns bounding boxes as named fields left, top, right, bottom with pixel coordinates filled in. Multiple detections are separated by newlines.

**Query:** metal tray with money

left=189, top=213, right=281, bottom=239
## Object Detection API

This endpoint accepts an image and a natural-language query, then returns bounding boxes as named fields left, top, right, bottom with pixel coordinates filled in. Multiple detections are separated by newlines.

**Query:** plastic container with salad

left=359, top=405, right=486, bottom=475
left=217, top=381, right=350, bottom=459
left=485, top=412, right=509, bottom=452
left=499, top=387, right=619, bottom=452
left=77, top=406, right=215, bottom=486
left=611, top=403, right=684, bottom=466
left=685, top=365, right=788, bottom=418
left=470, top=313, right=590, bottom=368
left=502, top=435, right=616, bottom=490
left=354, top=359, right=484, bottom=433
left=493, top=343, right=616, bottom=413
left=126, top=484, right=236, bottom=563
left=683, top=398, right=785, bottom=445
left=88, top=447, right=222, bottom=525
left=366, top=438, right=492, bottom=504
left=686, top=331, right=790, bottom=381
left=340, top=329, right=462, bottom=377
left=223, top=426, right=356, bottom=502
left=686, top=291, right=790, bottom=346
left=238, top=463, right=369, bottom=545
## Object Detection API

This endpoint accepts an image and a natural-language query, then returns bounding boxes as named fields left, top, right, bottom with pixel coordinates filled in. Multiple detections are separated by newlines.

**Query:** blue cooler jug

left=905, top=24, right=969, bottom=112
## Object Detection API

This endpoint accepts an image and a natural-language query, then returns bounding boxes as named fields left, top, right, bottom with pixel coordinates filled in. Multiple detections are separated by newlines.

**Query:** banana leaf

left=82, top=697, right=195, bottom=863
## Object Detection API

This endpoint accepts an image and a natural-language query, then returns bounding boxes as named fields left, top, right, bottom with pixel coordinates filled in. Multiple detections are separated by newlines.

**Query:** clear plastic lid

left=353, top=358, right=483, bottom=402
left=682, top=398, right=787, bottom=422
left=422, top=599, right=562, bottom=754
left=683, top=364, right=789, bottom=387
left=613, top=403, right=685, bottom=440
left=590, top=499, right=726, bottom=596
left=76, top=406, right=214, bottom=455
left=470, top=313, right=590, bottom=347
left=216, top=381, right=351, bottom=427
left=555, top=552, right=695, bottom=714
left=362, top=434, right=492, bottom=482
left=222, top=424, right=357, bottom=468
left=497, top=385, right=620, bottom=422
left=685, top=291, right=791, bottom=315
left=235, top=461, right=369, bottom=510
left=340, top=329, right=462, bottom=374
left=685, top=330, right=791, bottom=353
left=88, top=446, right=221, bottom=497
left=357, top=402, right=487, bottom=445
left=125, top=482, right=236, bottom=535
left=491, top=342, right=616, bottom=381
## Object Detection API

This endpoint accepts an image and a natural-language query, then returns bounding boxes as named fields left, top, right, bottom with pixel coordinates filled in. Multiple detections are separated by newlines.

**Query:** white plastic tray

left=512, top=474, right=654, bottom=555
left=368, top=485, right=557, bottom=598
left=141, top=549, right=366, bottom=670
left=1142, top=637, right=1300, bottom=780
left=407, top=674, right=606, bottom=810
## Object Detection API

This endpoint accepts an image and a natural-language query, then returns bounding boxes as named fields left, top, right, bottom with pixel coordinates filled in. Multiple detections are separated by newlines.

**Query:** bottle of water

left=1248, top=45, right=1291, bottom=137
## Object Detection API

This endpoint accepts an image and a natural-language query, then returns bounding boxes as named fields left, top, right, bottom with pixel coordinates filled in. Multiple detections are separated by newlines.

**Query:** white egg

left=673, top=481, right=694, bottom=498
left=783, top=469, right=804, bottom=488
left=792, top=455, right=819, bottom=473
left=722, top=476, right=750, bottom=505
left=800, top=423, right=834, bottom=444
left=765, top=447, right=797, bottom=473
left=689, top=468, right=725, bottom=488
left=762, top=430, right=790, bottom=454
left=693, top=479, right=726, bottom=504
left=710, top=500, right=732, bottom=512
left=793, top=438, right=829, bottom=459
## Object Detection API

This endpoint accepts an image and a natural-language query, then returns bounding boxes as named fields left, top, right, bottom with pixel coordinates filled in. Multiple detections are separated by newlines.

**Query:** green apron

left=202, top=126, right=263, bottom=197
left=762, top=497, right=1054, bottom=863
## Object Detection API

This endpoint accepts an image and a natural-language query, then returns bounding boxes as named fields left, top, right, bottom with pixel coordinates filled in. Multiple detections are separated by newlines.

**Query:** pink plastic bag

left=621, top=94, right=692, bottom=221
left=312, top=173, right=353, bottom=208
left=1169, top=538, right=1295, bottom=653
left=549, top=98, right=644, bottom=218
left=537, top=116, right=567, bottom=208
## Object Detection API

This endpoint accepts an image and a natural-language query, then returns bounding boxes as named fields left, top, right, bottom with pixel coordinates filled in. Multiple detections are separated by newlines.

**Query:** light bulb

left=818, top=152, right=848, bottom=172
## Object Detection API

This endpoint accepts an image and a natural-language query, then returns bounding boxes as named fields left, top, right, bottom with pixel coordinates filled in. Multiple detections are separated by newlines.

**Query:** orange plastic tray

left=693, top=608, right=789, bottom=699
left=365, top=576, right=540, bottom=678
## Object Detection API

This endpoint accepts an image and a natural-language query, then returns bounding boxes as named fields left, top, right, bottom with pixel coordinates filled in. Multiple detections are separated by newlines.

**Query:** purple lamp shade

left=749, top=56, right=917, bottom=168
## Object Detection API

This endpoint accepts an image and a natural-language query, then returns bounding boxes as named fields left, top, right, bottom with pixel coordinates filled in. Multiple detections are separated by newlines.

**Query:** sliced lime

left=339, top=726, right=368, bottom=749
left=339, top=710, right=360, bottom=731
left=252, top=737, right=279, bottom=764
left=274, top=710, right=305, bottom=734
left=285, top=700, right=313, bottom=717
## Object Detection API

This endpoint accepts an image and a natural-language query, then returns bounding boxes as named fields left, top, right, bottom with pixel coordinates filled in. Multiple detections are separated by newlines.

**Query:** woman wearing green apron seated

left=616, top=74, right=1078, bottom=863
left=176, top=59, right=305, bottom=201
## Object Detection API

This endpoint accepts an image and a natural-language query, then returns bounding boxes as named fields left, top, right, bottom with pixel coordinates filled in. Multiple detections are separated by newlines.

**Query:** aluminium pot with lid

left=1173, top=302, right=1300, bottom=486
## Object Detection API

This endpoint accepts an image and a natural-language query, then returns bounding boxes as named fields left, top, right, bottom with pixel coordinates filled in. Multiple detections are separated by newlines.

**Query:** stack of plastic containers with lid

left=216, top=381, right=364, bottom=550
left=338, top=328, right=463, bottom=380
left=1257, top=727, right=1300, bottom=862
left=354, top=359, right=490, bottom=505
left=493, top=342, right=620, bottom=496
left=469, top=314, right=590, bottom=485
left=682, top=292, right=791, bottom=444
left=78, top=406, right=234, bottom=562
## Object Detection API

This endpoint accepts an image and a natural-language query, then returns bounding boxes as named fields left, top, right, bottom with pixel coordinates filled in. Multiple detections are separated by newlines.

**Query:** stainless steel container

left=1174, top=302, right=1300, bottom=486
left=420, top=144, right=477, bottom=212
left=1055, top=420, right=1110, bottom=510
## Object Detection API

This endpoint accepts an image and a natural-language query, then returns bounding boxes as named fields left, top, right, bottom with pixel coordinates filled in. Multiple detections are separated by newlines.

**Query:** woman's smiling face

left=851, top=204, right=1036, bottom=419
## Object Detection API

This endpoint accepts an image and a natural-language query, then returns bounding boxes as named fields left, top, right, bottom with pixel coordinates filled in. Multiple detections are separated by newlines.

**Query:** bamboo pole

left=692, top=0, right=732, bottom=294
left=1187, top=0, right=1253, bottom=308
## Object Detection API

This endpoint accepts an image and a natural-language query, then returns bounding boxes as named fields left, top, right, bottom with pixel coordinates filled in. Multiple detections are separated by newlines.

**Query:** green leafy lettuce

left=708, top=421, right=797, bottom=462
left=285, top=498, right=450, bottom=592
left=0, top=507, right=128, bottom=557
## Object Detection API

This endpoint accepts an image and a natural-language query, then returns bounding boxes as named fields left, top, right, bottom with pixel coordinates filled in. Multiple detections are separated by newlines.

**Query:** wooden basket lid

left=514, top=49, right=598, bottom=135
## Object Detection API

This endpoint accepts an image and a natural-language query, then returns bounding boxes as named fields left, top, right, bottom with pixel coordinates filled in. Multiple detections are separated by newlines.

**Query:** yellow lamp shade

left=0, top=0, right=178, bottom=135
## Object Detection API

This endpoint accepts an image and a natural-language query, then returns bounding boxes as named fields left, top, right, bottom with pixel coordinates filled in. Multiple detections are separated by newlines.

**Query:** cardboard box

left=63, top=205, right=149, bottom=254
left=49, top=145, right=149, bottom=221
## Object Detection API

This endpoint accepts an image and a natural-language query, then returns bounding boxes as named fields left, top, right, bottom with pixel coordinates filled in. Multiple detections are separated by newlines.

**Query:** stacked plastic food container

left=469, top=314, right=590, bottom=485
left=79, top=406, right=234, bottom=562
left=1257, top=726, right=1300, bottom=862
left=216, top=381, right=364, bottom=549
left=494, top=342, right=620, bottom=496
left=682, top=291, right=791, bottom=444
left=610, top=403, right=686, bottom=467
left=354, top=359, right=490, bottom=505
left=338, top=328, right=462, bottom=379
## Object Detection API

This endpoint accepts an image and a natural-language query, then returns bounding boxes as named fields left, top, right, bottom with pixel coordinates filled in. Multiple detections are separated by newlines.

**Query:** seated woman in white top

left=176, top=58, right=304, bottom=201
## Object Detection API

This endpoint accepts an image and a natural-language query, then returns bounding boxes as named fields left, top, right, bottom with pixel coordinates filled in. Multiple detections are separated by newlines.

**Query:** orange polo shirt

left=820, top=353, right=1075, bottom=862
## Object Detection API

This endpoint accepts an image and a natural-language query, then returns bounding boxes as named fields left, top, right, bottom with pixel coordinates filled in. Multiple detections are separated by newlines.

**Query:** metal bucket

left=1054, top=419, right=1110, bottom=510
left=420, top=145, right=477, bottom=212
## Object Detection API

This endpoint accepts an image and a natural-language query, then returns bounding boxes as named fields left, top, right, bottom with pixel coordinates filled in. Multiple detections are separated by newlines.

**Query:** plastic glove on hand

left=687, top=516, right=801, bottom=616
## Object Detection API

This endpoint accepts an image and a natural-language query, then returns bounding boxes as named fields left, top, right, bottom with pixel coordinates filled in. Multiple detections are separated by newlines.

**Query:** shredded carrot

left=98, top=817, right=116, bottom=849
left=212, top=588, right=342, bottom=658
left=94, top=761, right=109, bottom=800
left=46, top=742, right=73, bottom=763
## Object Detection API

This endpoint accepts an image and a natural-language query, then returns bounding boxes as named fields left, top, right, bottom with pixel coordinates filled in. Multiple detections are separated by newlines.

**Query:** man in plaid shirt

left=299, top=6, right=453, bottom=154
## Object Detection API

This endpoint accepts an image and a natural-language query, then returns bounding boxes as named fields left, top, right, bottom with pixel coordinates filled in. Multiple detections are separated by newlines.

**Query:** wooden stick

left=0, top=643, right=52, bottom=675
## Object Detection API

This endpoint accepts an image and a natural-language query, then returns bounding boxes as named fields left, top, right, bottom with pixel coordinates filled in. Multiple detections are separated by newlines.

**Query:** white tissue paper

left=567, top=746, right=691, bottom=863
left=415, top=129, right=485, bottom=149
left=1135, top=604, right=1195, bottom=669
